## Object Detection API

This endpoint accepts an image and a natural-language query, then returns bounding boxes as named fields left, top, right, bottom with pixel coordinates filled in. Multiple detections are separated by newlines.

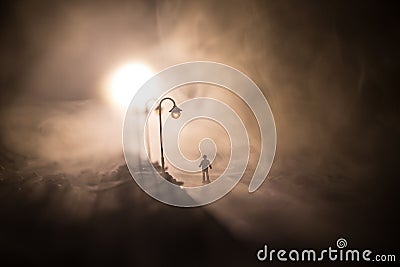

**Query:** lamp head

left=170, top=106, right=182, bottom=119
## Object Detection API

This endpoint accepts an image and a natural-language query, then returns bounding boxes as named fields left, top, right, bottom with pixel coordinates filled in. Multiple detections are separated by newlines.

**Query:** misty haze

left=0, top=0, right=398, bottom=266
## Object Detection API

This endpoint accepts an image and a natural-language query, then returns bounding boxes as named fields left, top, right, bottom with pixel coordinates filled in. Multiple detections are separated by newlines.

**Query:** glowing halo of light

left=107, top=63, right=154, bottom=109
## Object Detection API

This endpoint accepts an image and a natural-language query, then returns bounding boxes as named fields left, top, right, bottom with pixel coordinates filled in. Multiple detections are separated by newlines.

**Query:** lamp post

left=157, top=97, right=182, bottom=175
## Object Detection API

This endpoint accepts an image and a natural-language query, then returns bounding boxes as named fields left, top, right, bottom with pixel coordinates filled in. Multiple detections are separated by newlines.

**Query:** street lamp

left=157, top=97, right=182, bottom=175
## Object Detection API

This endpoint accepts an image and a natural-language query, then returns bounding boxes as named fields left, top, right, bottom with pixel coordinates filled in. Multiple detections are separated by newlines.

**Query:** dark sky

left=0, top=0, right=399, bottom=266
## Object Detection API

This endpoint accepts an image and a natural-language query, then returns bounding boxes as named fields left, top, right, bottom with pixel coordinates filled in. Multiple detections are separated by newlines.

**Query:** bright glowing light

left=108, top=63, right=153, bottom=108
left=171, top=111, right=181, bottom=119
left=170, top=106, right=182, bottom=119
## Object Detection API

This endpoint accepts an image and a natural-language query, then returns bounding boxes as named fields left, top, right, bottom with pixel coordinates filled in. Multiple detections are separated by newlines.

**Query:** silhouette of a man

left=199, top=155, right=212, bottom=183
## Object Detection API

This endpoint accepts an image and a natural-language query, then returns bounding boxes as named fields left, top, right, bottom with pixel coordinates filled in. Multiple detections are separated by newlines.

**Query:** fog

left=0, top=0, right=398, bottom=261
left=2, top=0, right=375, bottom=177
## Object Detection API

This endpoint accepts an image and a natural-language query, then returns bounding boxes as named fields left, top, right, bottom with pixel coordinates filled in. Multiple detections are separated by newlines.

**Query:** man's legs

left=202, top=170, right=206, bottom=182
left=206, top=170, right=210, bottom=183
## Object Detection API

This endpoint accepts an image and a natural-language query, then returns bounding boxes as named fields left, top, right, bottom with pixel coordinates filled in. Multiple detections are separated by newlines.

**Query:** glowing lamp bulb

left=170, top=106, right=182, bottom=119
